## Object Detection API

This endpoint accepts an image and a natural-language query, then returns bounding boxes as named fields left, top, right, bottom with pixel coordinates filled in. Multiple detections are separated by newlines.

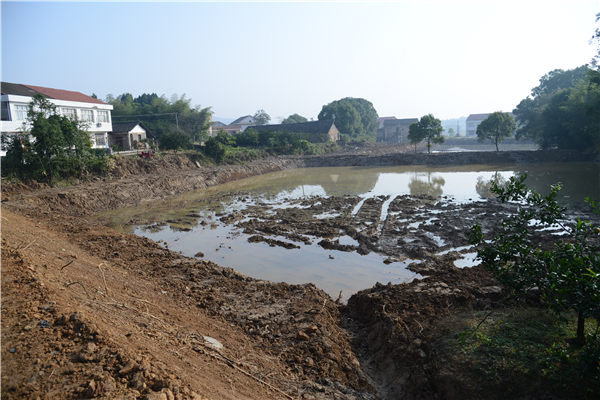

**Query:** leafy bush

left=469, top=174, right=600, bottom=344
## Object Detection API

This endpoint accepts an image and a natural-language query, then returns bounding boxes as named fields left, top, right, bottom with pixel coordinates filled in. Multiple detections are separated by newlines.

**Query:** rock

left=144, top=392, right=167, bottom=400
left=194, top=252, right=204, bottom=258
left=304, top=325, right=319, bottom=335
left=119, top=359, right=138, bottom=375
left=129, top=371, right=146, bottom=391
left=296, top=331, right=310, bottom=341
left=303, top=357, right=315, bottom=368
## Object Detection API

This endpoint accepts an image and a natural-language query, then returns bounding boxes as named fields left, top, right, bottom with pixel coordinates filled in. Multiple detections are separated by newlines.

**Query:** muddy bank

left=2, top=149, right=595, bottom=219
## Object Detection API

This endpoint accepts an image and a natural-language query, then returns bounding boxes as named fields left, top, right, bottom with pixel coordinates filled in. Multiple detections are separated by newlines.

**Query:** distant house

left=208, top=115, right=256, bottom=136
left=378, top=116, right=397, bottom=128
left=1, top=82, right=113, bottom=150
left=466, top=113, right=516, bottom=137
left=378, top=118, right=418, bottom=143
left=249, top=120, right=340, bottom=142
left=110, top=121, right=153, bottom=151
left=209, top=124, right=244, bottom=136
left=465, top=113, right=491, bottom=137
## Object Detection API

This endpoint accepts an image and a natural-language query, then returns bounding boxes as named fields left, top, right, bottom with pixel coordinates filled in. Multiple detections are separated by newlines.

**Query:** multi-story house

left=1, top=82, right=113, bottom=150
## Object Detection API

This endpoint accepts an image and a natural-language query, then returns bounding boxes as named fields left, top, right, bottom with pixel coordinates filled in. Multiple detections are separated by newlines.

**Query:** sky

left=2, top=1, right=599, bottom=122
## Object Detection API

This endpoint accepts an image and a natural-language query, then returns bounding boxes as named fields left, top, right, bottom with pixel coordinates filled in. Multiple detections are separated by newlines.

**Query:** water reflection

left=408, top=172, right=446, bottom=198
left=475, top=172, right=509, bottom=199
left=96, top=162, right=599, bottom=301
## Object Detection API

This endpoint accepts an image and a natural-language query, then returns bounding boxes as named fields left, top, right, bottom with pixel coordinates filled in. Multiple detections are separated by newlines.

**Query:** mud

left=2, top=147, right=598, bottom=400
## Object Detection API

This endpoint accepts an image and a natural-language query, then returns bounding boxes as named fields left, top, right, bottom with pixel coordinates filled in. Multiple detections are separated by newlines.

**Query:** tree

left=159, top=130, right=192, bottom=153
left=476, top=111, right=516, bottom=151
left=447, top=127, right=456, bottom=137
left=1, top=94, right=99, bottom=185
left=253, top=109, right=271, bottom=126
left=407, top=114, right=445, bottom=153
left=281, top=114, right=308, bottom=124
left=318, top=97, right=379, bottom=138
left=513, top=66, right=589, bottom=146
left=469, top=175, right=600, bottom=345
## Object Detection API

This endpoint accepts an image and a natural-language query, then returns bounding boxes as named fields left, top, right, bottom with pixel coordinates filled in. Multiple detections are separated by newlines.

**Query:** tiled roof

left=111, top=121, right=154, bottom=138
left=466, top=113, right=491, bottom=121
left=1, top=82, right=105, bottom=104
left=230, top=115, right=252, bottom=124
left=249, top=120, right=336, bottom=134
left=383, top=118, right=418, bottom=126
left=1, top=82, right=39, bottom=97
left=23, top=84, right=106, bottom=104
left=378, top=116, right=396, bottom=122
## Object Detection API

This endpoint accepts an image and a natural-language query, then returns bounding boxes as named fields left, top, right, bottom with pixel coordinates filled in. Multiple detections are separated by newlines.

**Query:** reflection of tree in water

left=475, top=172, right=509, bottom=199
left=408, top=172, right=446, bottom=197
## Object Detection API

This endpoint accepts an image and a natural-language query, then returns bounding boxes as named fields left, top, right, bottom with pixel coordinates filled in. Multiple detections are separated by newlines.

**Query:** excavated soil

left=2, top=146, right=598, bottom=400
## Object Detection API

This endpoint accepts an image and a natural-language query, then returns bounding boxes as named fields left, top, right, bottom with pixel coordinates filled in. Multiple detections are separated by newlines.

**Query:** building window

left=80, top=109, right=94, bottom=122
left=62, top=108, right=77, bottom=119
left=97, top=110, right=109, bottom=123
left=95, top=134, right=106, bottom=146
left=14, top=105, right=28, bottom=121
left=138, top=134, right=142, bottom=141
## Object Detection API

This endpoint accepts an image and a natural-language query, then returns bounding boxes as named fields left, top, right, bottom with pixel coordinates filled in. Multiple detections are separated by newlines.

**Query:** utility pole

left=457, top=121, right=460, bottom=137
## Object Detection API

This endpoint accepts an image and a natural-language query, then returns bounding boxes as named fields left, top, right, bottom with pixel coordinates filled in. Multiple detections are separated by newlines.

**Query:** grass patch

left=433, top=308, right=600, bottom=399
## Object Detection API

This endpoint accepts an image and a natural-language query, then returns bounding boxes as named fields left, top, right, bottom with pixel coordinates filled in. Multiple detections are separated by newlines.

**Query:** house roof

left=24, top=84, right=106, bottom=104
left=230, top=115, right=252, bottom=124
left=383, top=118, right=418, bottom=126
left=111, top=121, right=154, bottom=138
left=466, top=113, right=491, bottom=122
left=1, top=82, right=40, bottom=97
left=378, top=117, right=396, bottom=123
left=248, top=120, right=336, bottom=134
left=1, top=82, right=106, bottom=104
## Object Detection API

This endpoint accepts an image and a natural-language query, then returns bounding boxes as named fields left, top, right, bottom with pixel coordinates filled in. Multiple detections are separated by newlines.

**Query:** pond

left=97, top=162, right=600, bottom=301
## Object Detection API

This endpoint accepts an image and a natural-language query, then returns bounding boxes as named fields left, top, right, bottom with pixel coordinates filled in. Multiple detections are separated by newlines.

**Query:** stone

left=119, top=360, right=137, bottom=375
left=296, top=331, right=310, bottom=341
left=304, top=325, right=318, bottom=335
left=144, top=392, right=167, bottom=400
left=129, top=371, right=146, bottom=391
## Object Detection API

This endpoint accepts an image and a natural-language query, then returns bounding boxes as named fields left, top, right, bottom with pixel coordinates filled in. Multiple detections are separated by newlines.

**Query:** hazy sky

left=2, top=1, right=598, bottom=122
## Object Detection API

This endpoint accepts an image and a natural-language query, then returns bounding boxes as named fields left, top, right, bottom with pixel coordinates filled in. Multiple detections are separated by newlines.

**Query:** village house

left=466, top=113, right=517, bottom=137
left=110, top=121, right=154, bottom=151
left=377, top=118, right=418, bottom=143
left=1, top=82, right=113, bottom=150
left=249, top=120, right=340, bottom=142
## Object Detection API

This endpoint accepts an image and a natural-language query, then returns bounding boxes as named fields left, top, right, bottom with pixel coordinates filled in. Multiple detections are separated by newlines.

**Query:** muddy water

left=98, top=163, right=599, bottom=301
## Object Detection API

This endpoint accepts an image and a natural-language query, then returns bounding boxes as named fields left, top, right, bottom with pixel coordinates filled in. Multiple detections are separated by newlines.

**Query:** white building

left=1, top=82, right=113, bottom=150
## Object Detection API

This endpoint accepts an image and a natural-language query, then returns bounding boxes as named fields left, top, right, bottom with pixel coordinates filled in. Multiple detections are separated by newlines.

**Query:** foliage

left=205, top=137, right=226, bottom=163
left=159, top=130, right=193, bottom=153
left=106, top=92, right=213, bottom=141
left=281, top=113, right=308, bottom=124
left=1, top=94, right=109, bottom=186
left=435, top=308, right=599, bottom=399
left=447, top=127, right=456, bottom=137
left=318, top=97, right=379, bottom=138
left=252, top=109, right=271, bottom=126
left=469, top=174, right=600, bottom=344
left=407, top=114, right=445, bottom=153
left=476, top=111, right=517, bottom=151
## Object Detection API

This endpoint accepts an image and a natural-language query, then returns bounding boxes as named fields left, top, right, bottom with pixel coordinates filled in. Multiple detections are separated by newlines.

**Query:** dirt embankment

left=2, top=148, right=594, bottom=219
left=1, top=147, right=598, bottom=400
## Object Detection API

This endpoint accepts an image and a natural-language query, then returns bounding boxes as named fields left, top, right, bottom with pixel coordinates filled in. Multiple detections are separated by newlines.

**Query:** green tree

left=317, top=97, right=379, bottom=138
left=447, top=127, right=456, bottom=137
left=469, top=175, right=600, bottom=345
left=281, top=113, right=308, bottom=124
left=2, top=94, right=98, bottom=185
left=253, top=109, right=271, bottom=126
left=160, top=130, right=192, bottom=153
left=513, top=66, right=590, bottom=147
left=476, top=111, right=517, bottom=151
left=407, top=114, right=444, bottom=153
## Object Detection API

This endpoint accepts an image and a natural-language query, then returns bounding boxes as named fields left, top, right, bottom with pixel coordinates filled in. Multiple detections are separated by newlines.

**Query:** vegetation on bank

left=434, top=308, right=599, bottom=399
left=456, top=175, right=600, bottom=398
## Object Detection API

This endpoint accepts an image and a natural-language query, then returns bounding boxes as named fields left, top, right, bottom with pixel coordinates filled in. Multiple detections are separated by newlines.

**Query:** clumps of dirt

left=108, top=155, right=201, bottom=179
left=247, top=235, right=301, bottom=249
left=345, top=259, right=503, bottom=399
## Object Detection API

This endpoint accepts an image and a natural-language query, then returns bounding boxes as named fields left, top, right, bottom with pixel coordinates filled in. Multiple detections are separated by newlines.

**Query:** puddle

left=454, top=252, right=480, bottom=268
